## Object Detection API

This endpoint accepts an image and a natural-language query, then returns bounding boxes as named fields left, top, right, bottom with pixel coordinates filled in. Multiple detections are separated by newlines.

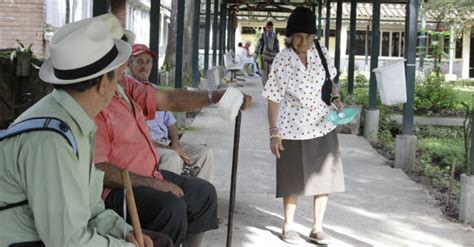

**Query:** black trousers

left=105, top=170, right=218, bottom=246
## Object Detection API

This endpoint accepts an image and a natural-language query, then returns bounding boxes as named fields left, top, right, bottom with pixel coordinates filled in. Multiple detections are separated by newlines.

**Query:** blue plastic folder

left=325, top=108, right=359, bottom=125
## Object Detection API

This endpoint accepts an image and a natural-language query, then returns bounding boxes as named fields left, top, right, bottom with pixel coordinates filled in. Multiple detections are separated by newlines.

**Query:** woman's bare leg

left=283, top=196, right=298, bottom=231
left=312, top=194, right=328, bottom=232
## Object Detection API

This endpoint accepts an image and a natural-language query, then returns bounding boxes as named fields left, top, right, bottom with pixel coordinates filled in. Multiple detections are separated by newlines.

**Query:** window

left=46, top=0, right=92, bottom=28
left=127, top=3, right=151, bottom=46
left=381, top=32, right=390, bottom=56
left=275, top=28, right=286, bottom=36
left=242, top=27, right=256, bottom=34
left=391, top=32, right=400, bottom=57
left=346, top=30, right=370, bottom=56
left=455, top=38, right=463, bottom=59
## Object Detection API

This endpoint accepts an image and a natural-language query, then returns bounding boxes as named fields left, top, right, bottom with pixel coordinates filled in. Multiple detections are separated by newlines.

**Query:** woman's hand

left=332, top=98, right=344, bottom=113
left=270, top=136, right=285, bottom=159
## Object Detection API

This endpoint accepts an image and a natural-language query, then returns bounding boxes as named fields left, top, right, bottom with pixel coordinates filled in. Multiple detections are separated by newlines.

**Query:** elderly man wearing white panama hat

left=90, top=14, right=254, bottom=247
left=0, top=18, right=172, bottom=247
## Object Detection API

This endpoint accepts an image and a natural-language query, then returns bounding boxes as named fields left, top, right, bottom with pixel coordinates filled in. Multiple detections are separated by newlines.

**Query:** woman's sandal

left=308, top=230, right=332, bottom=245
left=281, top=229, right=302, bottom=244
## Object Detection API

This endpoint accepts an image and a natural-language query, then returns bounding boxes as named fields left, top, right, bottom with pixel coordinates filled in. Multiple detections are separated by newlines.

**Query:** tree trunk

left=163, top=0, right=196, bottom=87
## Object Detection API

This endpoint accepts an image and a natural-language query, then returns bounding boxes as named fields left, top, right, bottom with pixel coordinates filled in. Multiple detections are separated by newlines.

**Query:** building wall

left=0, top=0, right=46, bottom=59
left=111, top=0, right=127, bottom=27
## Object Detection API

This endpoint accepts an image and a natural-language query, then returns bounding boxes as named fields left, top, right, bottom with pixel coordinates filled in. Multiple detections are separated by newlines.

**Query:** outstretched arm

left=155, top=89, right=252, bottom=112
left=155, top=89, right=223, bottom=112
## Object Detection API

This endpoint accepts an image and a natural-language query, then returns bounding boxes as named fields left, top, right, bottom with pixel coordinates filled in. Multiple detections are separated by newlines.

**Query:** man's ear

left=96, top=74, right=109, bottom=95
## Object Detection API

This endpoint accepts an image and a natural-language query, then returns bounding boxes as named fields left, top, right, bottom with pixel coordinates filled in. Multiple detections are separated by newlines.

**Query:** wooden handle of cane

left=121, top=169, right=144, bottom=247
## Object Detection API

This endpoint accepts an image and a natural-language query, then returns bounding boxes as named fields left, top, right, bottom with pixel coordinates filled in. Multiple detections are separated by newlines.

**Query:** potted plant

left=10, top=40, right=34, bottom=77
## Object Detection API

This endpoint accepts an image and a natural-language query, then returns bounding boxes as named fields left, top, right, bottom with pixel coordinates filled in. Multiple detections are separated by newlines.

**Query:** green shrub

left=417, top=136, right=467, bottom=178
left=414, top=125, right=464, bottom=139
left=455, top=88, right=474, bottom=110
left=415, top=73, right=460, bottom=113
left=354, top=73, right=368, bottom=87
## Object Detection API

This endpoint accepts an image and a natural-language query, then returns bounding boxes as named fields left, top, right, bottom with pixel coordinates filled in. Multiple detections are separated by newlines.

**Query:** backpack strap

left=313, top=39, right=331, bottom=81
left=0, top=200, right=28, bottom=211
left=0, top=117, right=78, bottom=212
left=0, top=117, right=78, bottom=157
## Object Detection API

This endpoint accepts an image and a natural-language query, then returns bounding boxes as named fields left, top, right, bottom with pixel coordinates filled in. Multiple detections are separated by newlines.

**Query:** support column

left=219, top=1, right=227, bottom=66
left=459, top=174, right=474, bottom=226
left=175, top=0, right=185, bottom=89
left=363, top=109, right=379, bottom=142
left=470, top=94, right=474, bottom=176
left=419, top=8, right=426, bottom=72
left=334, top=0, right=342, bottom=82
left=212, top=0, right=219, bottom=67
left=365, top=0, right=381, bottom=142
left=368, top=0, right=380, bottom=111
left=325, top=0, right=331, bottom=47
left=462, top=26, right=471, bottom=79
left=317, top=0, right=323, bottom=40
left=192, top=0, right=201, bottom=88
left=394, top=0, right=418, bottom=170
left=227, top=11, right=232, bottom=52
left=149, top=0, right=160, bottom=84
left=204, top=0, right=211, bottom=72
left=365, top=22, right=370, bottom=73
left=446, top=26, right=457, bottom=80
left=347, top=0, right=357, bottom=95
left=402, top=0, right=417, bottom=136
left=459, top=95, right=474, bottom=226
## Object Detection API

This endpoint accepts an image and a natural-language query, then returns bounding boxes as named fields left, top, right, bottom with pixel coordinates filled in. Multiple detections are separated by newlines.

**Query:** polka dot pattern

left=262, top=44, right=338, bottom=140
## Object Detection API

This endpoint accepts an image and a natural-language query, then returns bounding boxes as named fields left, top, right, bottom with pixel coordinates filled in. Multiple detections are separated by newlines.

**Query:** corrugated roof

left=234, top=3, right=447, bottom=25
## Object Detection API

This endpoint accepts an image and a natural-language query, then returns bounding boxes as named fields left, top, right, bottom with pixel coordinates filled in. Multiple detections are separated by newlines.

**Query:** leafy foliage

left=354, top=73, right=368, bottom=87
left=9, top=40, right=34, bottom=63
left=424, top=0, right=474, bottom=33
left=414, top=73, right=460, bottom=113
left=417, top=135, right=467, bottom=178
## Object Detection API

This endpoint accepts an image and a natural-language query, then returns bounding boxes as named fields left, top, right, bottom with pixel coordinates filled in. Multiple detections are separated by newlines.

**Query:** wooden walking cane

left=226, top=111, right=242, bottom=247
left=121, top=169, right=145, bottom=246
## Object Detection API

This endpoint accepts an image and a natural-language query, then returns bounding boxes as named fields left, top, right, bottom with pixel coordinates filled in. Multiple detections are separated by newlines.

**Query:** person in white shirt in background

left=237, top=41, right=260, bottom=76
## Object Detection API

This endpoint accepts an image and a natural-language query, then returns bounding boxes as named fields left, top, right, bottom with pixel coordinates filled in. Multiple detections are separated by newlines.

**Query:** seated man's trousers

left=105, top=170, right=218, bottom=246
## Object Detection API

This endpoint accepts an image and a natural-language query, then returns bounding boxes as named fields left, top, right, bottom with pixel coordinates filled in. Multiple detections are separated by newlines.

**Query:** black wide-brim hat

left=285, top=7, right=317, bottom=37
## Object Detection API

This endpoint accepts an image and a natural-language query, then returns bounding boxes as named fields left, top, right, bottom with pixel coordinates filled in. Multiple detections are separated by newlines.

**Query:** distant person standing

left=255, top=21, right=280, bottom=86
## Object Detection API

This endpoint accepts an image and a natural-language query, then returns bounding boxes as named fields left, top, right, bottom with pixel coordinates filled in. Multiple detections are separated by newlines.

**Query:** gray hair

left=284, top=36, right=293, bottom=48
left=244, top=40, right=252, bottom=46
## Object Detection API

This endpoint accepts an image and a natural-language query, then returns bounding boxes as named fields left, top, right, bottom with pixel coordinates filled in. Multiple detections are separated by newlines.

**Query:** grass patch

left=455, top=87, right=474, bottom=109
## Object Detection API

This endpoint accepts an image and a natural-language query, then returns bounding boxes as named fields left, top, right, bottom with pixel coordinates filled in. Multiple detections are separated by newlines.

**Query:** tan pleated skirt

left=276, top=129, right=345, bottom=198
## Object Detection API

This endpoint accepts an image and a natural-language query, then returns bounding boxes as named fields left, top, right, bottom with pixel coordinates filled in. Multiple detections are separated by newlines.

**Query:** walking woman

left=262, top=7, right=345, bottom=245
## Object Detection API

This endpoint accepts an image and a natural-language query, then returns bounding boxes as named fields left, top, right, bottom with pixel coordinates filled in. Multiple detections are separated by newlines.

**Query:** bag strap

left=0, top=117, right=78, bottom=212
left=313, top=39, right=331, bottom=81
left=0, top=117, right=78, bottom=156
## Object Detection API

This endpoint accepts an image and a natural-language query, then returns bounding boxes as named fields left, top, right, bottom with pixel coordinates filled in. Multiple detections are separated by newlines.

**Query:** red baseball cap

left=131, top=43, right=157, bottom=58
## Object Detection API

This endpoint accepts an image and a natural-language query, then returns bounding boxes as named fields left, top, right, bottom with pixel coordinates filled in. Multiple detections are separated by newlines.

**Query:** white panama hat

left=94, top=13, right=135, bottom=45
left=39, top=18, right=131, bottom=85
